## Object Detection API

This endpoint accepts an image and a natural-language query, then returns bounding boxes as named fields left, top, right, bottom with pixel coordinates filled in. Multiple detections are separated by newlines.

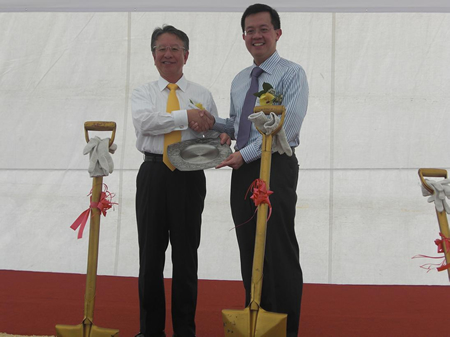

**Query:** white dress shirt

left=131, top=75, right=219, bottom=154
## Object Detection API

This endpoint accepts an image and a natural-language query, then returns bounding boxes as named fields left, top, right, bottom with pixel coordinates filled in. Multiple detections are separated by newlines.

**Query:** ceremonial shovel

left=56, top=121, right=119, bottom=337
left=222, top=105, right=287, bottom=337
left=418, top=168, right=450, bottom=281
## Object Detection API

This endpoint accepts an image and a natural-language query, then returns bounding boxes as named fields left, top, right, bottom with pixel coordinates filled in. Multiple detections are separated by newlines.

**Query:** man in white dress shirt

left=131, top=25, right=224, bottom=337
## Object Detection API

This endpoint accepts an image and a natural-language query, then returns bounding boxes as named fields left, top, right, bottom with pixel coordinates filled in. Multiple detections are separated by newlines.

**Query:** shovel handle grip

left=84, top=121, right=116, bottom=147
left=253, top=105, right=285, bottom=116
left=418, top=168, right=448, bottom=194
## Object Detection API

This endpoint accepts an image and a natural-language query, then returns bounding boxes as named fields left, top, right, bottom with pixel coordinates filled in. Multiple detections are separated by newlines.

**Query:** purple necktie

left=237, top=66, right=264, bottom=149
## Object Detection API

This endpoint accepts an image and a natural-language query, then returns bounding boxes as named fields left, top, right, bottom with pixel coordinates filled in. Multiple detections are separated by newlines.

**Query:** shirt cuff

left=172, top=109, right=188, bottom=130
left=239, top=146, right=255, bottom=163
left=212, top=116, right=227, bottom=133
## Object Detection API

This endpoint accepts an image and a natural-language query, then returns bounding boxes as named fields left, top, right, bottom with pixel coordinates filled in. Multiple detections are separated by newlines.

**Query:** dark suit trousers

left=231, top=152, right=303, bottom=337
left=136, top=160, right=206, bottom=337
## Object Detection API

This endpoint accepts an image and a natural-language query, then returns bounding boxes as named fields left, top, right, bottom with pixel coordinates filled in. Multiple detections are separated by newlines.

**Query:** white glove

left=422, top=178, right=450, bottom=213
left=248, top=111, right=292, bottom=156
left=83, top=137, right=116, bottom=177
left=249, top=111, right=268, bottom=131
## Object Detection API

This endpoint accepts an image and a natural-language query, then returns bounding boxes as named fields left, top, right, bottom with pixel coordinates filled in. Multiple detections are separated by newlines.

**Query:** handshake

left=187, top=109, right=215, bottom=133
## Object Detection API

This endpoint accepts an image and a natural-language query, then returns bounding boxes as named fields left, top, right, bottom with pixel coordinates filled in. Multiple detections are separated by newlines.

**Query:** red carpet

left=0, top=270, right=448, bottom=336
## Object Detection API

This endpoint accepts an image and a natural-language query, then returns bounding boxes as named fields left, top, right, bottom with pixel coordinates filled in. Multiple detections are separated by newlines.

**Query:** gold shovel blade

left=222, top=307, right=287, bottom=337
left=90, top=325, right=120, bottom=336
left=56, top=323, right=119, bottom=337
left=56, top=323, right=84, bottom=337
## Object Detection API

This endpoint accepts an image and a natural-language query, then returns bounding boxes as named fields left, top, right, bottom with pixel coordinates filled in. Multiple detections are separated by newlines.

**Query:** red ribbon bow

left=435, top=233, right=450, bottom=271
left=435, top=232, right=450, bottom=254
left=232, top=178, right=274, bottom=230
left=246, top=178, right=274, bottom=220
left=412, top=232, right=450, bottom=272
left=70, top=184, right=117, bottom=239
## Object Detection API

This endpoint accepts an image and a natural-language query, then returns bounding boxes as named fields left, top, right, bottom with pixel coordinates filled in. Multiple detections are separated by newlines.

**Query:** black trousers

left=231, top=152, right=303, bottom=337
left=136, top=160, right=206, bottom=337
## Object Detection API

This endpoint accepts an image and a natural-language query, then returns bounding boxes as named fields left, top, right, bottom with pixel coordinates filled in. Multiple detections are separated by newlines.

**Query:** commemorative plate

left=167, top=138, right=232, bottom=171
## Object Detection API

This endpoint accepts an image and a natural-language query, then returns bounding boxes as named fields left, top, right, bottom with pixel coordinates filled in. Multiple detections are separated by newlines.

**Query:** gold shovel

left=222, top=106, right=287, bottom=337
left=56, top=121, right=119, bottom=337
left=418, top=168, right=450, bottom=281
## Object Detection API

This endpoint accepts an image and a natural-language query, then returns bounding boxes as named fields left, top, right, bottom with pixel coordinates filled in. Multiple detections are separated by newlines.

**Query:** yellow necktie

left=163, top=83, right=182, bottom=171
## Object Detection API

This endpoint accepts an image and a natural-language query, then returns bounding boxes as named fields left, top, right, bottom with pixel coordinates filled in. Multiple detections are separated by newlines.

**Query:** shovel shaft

left=84, top=176, right=103, bottom=321
left=435, top=210, right=450, bottom=280
left=250, top=134, right=273, bottom=309
left=82, top=121, right=116, bottom=320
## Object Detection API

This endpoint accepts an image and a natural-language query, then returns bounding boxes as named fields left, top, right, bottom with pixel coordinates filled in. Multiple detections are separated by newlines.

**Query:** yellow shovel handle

left=84, top=176, right=103, bottom=322
left=250, top=135, right=273, bottom=311
left=83, top=121, right=116, bottom=321
left=418, top=168, right=447, bottom=194
left=250, top=106, right=286, bottom=309
left=84, top=121, right=116, bottom=147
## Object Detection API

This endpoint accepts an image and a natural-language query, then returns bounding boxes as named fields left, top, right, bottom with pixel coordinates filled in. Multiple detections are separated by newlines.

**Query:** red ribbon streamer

left=70, top=209, right=91, bottom=240
left=70, top=184, right=117, bottom=239
left=412, top=232, right=450, bottom=272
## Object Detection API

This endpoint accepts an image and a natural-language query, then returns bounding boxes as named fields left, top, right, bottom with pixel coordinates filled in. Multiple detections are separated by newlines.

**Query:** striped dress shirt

left=214, top=50, right=308, bottom=163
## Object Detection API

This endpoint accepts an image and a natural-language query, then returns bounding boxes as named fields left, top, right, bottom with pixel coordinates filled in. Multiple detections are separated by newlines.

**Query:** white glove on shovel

left=421, top=178, right=450, bottom=213
left=248, top=111, right=292, bottom=156
left=83, top=137, right=116, bottom=177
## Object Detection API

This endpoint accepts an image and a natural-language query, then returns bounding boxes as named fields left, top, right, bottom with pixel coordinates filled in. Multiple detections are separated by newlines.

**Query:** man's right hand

left=216, top=151, right=244, bottom=170
left=187, top=109, right=214, bottom=132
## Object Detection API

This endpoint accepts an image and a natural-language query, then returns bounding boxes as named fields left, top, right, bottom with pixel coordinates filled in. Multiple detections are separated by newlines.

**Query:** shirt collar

left=252, top=50, right=280, bottom=76
left=158, top=75, right=187, bottom=92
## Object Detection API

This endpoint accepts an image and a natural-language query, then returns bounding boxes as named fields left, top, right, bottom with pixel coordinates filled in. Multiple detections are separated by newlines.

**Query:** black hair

left=241, top=3, right=281, bottom=32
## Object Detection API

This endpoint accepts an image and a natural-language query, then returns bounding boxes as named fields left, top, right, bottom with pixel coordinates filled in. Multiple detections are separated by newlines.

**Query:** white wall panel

left=1, top=12, right=449, bottom=286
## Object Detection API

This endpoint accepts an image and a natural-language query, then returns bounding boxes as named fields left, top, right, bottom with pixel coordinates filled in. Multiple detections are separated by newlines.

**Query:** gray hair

left=151, top=25, right=189, bottom=52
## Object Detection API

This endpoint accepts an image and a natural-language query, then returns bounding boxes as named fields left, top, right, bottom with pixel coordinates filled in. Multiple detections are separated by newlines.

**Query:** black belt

left=144, top=152, right=163, bottom=162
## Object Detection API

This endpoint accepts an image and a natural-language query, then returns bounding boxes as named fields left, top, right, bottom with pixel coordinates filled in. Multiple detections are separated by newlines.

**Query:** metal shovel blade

left=56, top=321, right=119, bottom=337
left=222, top=307, right=287, bottom=337
left=55, top=323, right=84, bottom=337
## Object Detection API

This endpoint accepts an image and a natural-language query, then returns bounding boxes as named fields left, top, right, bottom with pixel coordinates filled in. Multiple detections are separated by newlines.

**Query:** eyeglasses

left=244, top=27, right=274, bottom=36
left=153, top=45, right=186, bottom=53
